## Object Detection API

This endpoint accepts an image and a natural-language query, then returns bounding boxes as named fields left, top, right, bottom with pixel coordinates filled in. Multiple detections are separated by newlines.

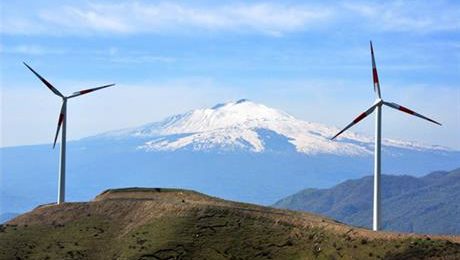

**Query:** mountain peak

left=211, top=99, right=250, bottom=109
left=236, top=98, right=250, bottom=104
left=127, top=100, right=369, bottom=154
left=99, top=100, right=449, bottom=155
left=209, top=99, right=285, bottom=117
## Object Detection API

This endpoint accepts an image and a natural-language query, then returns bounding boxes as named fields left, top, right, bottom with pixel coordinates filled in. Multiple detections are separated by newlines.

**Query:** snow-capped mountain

left=3, top=99, right=458, bottom=216
left=101, top=99, right=447, bottom=155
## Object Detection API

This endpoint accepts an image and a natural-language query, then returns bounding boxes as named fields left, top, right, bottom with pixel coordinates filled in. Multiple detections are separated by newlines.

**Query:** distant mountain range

left=2, top=100, right=459, bottom=217
left=274, top=168, right=460, bottom=235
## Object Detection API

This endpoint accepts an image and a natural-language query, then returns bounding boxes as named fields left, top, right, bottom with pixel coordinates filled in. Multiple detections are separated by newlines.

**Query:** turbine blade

left=370, top=41, right=382, bottom=98
left=53, top=103, right=65, bottom=149
left=331, top=104, right=378, bottom=140
left=383, top=101, right=441, bottom=126
left=68, top=84, right=115, bottom=98
left=23, top=62, right=64, bottom=98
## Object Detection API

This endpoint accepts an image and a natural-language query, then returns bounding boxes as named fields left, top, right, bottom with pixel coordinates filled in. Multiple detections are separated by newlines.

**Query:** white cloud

left=0, top=44, right=66, bottom=55
left=2, top=1, right=459, bottom=36
left=343, top=1, right=460, bottom=32
left=38, top=4, right=132, bottom=34
left=0, top=2, right=333, bottom=36
left=0, top=43, right=175, bottom=64
left=2, top=1, right=458, bottom=36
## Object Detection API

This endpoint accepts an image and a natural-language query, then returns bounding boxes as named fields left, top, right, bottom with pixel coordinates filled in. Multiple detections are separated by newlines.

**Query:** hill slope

left=274, top=168, right=460, bottom=235
left=1, top=188, right=460, bottom=259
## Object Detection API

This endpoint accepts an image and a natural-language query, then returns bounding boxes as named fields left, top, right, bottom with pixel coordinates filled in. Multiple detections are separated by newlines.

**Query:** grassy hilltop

left=1, top=187, right=460, bottom=259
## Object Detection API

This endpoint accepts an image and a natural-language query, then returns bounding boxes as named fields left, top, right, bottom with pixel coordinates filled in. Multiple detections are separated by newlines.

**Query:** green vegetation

left=1, top=188, right=459, bottom=259
left=274, top=168, right=460, bottom=235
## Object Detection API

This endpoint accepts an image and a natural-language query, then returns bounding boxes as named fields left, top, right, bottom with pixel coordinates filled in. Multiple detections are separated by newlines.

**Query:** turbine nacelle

left=373, top=98, right=383, bottom=106
left=331, top=42, right=441, bottom=141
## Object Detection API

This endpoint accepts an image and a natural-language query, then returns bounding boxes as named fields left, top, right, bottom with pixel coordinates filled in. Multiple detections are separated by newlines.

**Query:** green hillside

left=274, top=168, right=460, bottom=235
left=1, top=187, right=459, bottom=259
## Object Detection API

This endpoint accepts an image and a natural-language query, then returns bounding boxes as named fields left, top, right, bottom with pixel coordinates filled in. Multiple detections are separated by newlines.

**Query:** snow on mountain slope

left=100, top=99, right=449, bottom=155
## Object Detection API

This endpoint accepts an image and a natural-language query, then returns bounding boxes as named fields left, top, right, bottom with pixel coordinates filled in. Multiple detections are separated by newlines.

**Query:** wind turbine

left=24, top=62, right=115, bottom=204
left=330, top=42, right=441, bottom=231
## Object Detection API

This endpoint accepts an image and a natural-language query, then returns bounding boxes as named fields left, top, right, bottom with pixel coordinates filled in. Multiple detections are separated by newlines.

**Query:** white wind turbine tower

left=24, top=62, right=115, bottom=204
left=331, top=42, right=441, bottom=231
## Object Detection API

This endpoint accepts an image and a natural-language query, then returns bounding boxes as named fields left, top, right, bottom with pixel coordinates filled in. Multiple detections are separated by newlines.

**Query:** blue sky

left=1, top=0, right=459, bottom=148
